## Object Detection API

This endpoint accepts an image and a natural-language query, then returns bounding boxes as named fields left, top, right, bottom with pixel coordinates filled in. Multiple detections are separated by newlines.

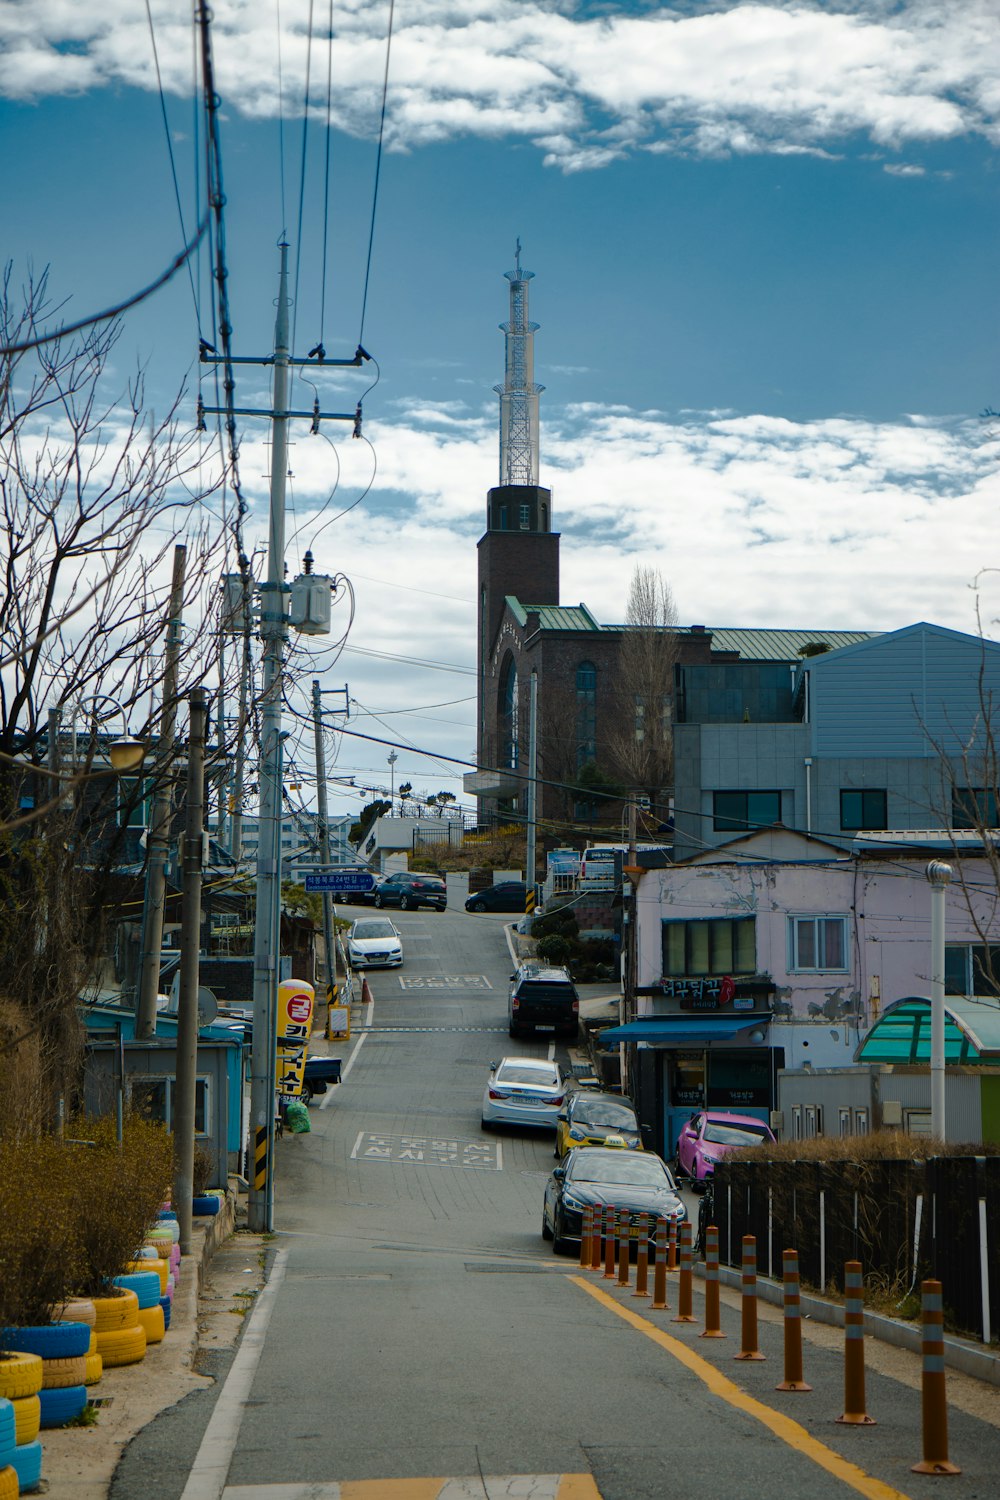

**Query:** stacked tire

left=1, top=1323, right=89, bottom=1431
left=113, top=1272, right=165, bottom=1346
left=92, top=1291, right=146, bottom=1370
left=0, top=1355, right=44, bottom=1493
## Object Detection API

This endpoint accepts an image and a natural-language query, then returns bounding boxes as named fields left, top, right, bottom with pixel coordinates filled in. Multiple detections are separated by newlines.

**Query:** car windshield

left=575, top=1099, right=637, bottom=1130
left=569, top=1154, right=672, bottom=1188
left=703, top=1121, right=769, bottom=1146
left=498, top=1063, right=557, bottom=1087
left=353, top=921, right=396, bottom=940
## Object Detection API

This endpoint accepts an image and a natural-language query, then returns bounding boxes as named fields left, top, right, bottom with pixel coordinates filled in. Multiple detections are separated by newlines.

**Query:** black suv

left=508, top=961, right=579, bottom=1040
left=373, top=872, right=447, bottom=911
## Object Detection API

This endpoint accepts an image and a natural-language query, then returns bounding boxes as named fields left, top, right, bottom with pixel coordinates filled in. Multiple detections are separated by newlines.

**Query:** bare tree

left=0, top=267, right=228, bottom=1126
left=607, top=565, right=679, bottom=811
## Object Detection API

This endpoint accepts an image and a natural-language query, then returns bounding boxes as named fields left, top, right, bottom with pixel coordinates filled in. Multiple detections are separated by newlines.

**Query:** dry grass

left=729, top=1129, right=1000, bottom=1165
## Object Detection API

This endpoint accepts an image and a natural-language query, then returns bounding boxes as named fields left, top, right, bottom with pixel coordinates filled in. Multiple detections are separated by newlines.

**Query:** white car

left=347, top=917, right=403, bottom=969
left=481, top=1057, right=565, bottom=1132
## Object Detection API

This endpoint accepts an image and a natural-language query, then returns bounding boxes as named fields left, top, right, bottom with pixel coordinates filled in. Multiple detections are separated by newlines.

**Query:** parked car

left=555, top=1090, right=642, bottom=1158
left=542, top=1146, right=686, bottom=1255
left=334, top=874, right=384, bottom=906
left=301, top=1055, right=342, bottom=1103
left=465, top=881, right=527, bottom=913
left=675, top=1109, right=776, bottom=1185
left=508, top=961, right=579, bottom=1040
left=373, top=872, right=447, bottom=911
left=346, top=916, right=403, bottom=969
left=481, top=1057, right=565, bottom=1132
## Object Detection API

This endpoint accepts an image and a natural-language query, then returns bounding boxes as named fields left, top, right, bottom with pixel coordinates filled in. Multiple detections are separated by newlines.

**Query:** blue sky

left=3, top=1, right=1000, bottom=816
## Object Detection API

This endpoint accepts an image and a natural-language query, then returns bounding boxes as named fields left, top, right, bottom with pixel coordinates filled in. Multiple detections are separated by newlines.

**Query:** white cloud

left=4, top=3, right=1000, bottom=169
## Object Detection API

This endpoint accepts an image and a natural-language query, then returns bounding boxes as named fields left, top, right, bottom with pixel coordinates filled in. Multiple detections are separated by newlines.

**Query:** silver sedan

left=481, top=1057, right=565, bottom=1132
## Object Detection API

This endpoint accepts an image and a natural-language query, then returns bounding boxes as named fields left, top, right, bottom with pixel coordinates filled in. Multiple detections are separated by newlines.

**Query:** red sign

left=718, top=976, right=736, bottom=1005
left=287, top=995, right=312, bottom=1023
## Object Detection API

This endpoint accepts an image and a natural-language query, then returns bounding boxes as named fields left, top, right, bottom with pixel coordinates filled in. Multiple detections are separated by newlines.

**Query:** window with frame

left=945, top=942, right=1000, bottom=997
left=788, top=915, right=848, bottom=972
left=519, top=503, right=530, bottom=529
left=576, top=661, right=597, bottom=769
left=116, top=777, right=151, bottom=828
left=713, top=789, right=781, bottom=834
left=952, top=787, right=999, bottom=829
left=840, top=789, right=887, bottom=831
left=662, top=917, right=756, bottom=977
left=129, top=1076, right=209, bottom=1135
left=499, top=657, right=519, bottom=770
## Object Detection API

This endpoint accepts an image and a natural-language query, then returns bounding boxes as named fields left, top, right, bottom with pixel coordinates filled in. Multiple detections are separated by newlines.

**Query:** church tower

left=476, top=246, right=560, bottom=774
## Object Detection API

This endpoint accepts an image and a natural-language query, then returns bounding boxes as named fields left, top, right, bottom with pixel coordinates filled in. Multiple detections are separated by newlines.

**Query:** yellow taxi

left=555, top=1089, right=642, bottom=1158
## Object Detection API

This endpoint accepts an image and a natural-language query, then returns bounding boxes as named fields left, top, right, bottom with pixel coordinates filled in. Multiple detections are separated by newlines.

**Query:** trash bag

left=284, top=1099, right=311, bottom=1134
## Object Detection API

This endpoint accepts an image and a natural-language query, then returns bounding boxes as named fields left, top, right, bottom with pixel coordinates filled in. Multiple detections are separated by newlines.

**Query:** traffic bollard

left=617, top=1209, right=631, bottom=1287
left=911, top=1280, right=960, bottom=1474
left=590, top=1206, right=604, bottom=1271
left=603, top=1205, right=617, bottom=1279
left=633, top=1214, right=650, bottom=1298
left=776, top=1249, right=812, bottom=1391
left=672, top=1220, right=696, bottom=1322
left=837, top=1261, right=875, bottom=1425
left=734, top=1235, right=765, bottom=1361
left=651, top=1216, right=669, bottom=1310
left=579, top=1204, right=593, bottom=1269
left=700, top=1224, right=725, bottom=1338
left=667, top=1214, right=678, bottom=1271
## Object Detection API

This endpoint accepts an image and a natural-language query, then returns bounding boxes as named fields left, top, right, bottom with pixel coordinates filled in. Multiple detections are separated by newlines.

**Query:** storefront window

left=706, top=1050, right=771, bottom=1110
left=672, top=1052, right=705, bottom=1107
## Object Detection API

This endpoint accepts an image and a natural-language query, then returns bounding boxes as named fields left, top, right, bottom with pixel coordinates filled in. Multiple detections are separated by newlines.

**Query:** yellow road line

left=571, top=1276, right=912, bottom=1500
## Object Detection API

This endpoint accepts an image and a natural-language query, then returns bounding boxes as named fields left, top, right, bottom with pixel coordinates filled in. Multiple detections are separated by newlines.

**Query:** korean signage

left=276, top=980, right=314, bottom=1098
left=648, top=976, right=763, bottom=1012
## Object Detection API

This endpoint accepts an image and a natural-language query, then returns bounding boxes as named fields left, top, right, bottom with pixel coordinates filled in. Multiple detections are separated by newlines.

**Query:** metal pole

left=173, top=688, right=207, bottom=1255
left=526, top=668, right=538, bottom=907
left=249, top=243, right=292, bottom=1233
left=229, top=629, right=251, bottom=861
left=927, top=860, right=952, bottom=1143
left=313, top=679, right=337, bottom=1003
left=137, top=544, right=187, bottom=1038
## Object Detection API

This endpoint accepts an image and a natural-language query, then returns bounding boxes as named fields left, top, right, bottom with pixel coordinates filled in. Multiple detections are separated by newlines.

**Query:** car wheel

left=469, top=899, right=486, bottom=913
left=480, top=1117, right=495, bottom=1132
left=541, top=1210, right=553, bottom=1242
left=301, top=1082, right=314, bottom=1106
left=373, top=893, right=383, bottom=908
left=399, top=894, right=411, bottom=910
left=552, top=1209, right=572, bottom=1256
left=508, top=1023, right=520, bottom=1039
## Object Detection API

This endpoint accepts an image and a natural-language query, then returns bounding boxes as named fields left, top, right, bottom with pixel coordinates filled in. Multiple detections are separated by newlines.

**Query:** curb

left=694, top=1260, right=1000, bottom=1387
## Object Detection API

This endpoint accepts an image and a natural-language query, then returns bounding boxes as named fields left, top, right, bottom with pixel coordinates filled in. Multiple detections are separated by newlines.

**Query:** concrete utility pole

left=927, top=859, right=953, bottom=1142
left=525, top=669, right=538, bottom=917
left=137, top=544, right=187, bottom=1039
left=173, top=688, right=207, bottom=1254
left=312, top=678, right=337, bottom=1003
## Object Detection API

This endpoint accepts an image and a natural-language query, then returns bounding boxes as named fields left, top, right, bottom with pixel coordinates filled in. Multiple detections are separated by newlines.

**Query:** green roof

left=691, top=627, right=878, bottom=661
left=506, top=598, right=602, bottom=631
left=856, top=996, right=1000, bottom=1066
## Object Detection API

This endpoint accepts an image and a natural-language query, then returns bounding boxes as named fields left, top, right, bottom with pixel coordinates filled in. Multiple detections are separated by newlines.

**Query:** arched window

left=576, top=660, right=597, bottom=768
left=499, top=656, right=519, bottom=770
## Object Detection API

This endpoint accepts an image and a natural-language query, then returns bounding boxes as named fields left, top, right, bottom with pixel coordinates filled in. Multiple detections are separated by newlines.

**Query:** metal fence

left=712, top=1155, right=1000, bottom=1343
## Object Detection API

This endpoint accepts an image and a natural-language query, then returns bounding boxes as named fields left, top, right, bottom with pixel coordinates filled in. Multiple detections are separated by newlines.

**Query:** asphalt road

left=113, top=905, right=1000, bottom=1500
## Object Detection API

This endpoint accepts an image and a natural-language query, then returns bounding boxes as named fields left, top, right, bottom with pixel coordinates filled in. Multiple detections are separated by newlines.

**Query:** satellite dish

left=197, top=987, right=219, bottom=1026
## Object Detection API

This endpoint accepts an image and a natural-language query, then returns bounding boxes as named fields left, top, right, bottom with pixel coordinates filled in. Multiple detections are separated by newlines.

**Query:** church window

left=500, top=657, right=519, bottom=770
left=576, top=661, right=597, bottom=768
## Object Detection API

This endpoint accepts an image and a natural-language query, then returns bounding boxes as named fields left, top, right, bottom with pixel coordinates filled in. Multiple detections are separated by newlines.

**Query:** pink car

left=675, top=1110, right=775, bottom=1184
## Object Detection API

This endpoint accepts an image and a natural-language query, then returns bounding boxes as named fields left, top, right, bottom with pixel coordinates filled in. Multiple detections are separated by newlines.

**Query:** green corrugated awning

left=856, top=996, right=1000, bottom=1066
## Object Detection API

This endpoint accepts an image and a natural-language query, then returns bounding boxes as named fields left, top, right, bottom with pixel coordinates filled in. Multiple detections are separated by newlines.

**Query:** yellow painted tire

left=84, top=1350, right=103, bottom=1386
left=92, top=1289, right=139, bottom=1333
left=0, top=1464, right=18, bottom=1500
left=52, top=1297, right=96, bottom=1328
left=142, top=1242, right=172, bottom=1260
left=95, top=1324, right=146, bottom=1368
left=127, top=1259, right=167, bottom=1293
left=41, top=1354, right=87, bottom=1389
left=12, top=1393, right=41, bottom=1445
left=88, top=1330, right=97, bottom=1355
left=136, top=1305, right=165, bottom=1345
left=0, top=1351, right=43, bottom=1400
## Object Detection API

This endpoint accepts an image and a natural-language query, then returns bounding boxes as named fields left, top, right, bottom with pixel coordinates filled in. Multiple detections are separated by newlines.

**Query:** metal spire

left=494, top=242, right=543, bottom=486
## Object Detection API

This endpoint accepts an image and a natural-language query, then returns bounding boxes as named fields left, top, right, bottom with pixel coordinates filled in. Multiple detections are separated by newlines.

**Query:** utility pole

left=173, top=688, right=207, bottom=1254
left=525, top=669, right=538, bottom=919
left=312, top=679, right=337, bottom=1005
left=136, top=544, right=187, bottom=1039
left=927, top=859, right=952, bottom=1142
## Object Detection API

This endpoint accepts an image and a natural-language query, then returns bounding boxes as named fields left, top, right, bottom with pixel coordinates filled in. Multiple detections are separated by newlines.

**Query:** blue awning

left=597, top=1014, right=772, bottom=1048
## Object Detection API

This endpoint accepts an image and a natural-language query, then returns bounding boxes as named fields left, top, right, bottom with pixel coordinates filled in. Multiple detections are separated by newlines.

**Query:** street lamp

left=926, top=859, right=952, bottom=1142
left=388, top=750, right=398, bottom=809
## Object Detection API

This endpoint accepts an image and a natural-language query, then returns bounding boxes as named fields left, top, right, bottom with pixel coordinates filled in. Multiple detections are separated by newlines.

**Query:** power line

left=359, top=0, right=396, bottom=346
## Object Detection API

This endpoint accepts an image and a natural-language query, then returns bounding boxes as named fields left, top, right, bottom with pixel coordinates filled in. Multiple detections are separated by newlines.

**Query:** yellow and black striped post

left=524, top=886, right=536, bottom=919
left=253, top=1125, right=269, bottom=1194
left=912, top=1280, right=960, bottom=1474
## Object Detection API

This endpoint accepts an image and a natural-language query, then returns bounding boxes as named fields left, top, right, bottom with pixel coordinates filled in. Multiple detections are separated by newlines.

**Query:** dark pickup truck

left=302, top=1054, right=341, bottom=1103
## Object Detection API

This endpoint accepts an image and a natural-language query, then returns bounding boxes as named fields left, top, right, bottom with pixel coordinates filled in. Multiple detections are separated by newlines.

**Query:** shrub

left=192, top=1142, right=215, bottom=1196
left=69, top=1114, right=175, bottom=1296
left=531, top=908, right=579, bottom=941
left=0, top=1135, right=85, bottom=1331
left=536, top=933, right=573, bottom=966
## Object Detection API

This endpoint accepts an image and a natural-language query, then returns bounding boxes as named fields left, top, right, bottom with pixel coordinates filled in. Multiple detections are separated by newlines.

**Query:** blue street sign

left=305, top=870, right=375, bottom=893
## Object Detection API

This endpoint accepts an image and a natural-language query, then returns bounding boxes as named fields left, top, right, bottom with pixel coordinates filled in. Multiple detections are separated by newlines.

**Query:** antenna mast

left=494, top=240, right=543, bottom=486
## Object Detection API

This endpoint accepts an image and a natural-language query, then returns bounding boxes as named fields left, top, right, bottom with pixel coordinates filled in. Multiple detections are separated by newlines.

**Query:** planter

left=113, top=1272, right=161, bottom=1311
left=38, top=1383, right=87, bottom=1428
left=83, top=1350, right=103, bottom=1386
left=127, top=1259, right=167, bottom=1294
left=0, top=1322, right=90, bottom=1361
left=39, top=1355, right=87, bottom=1390
left=193, top=1194, right=221, bottom=1216
left=92, top=1288, right=139, bottom=1334
left=52, top=1298, right=96, bottom=1328
left=10, top=1439, right=43, bottom=1494
left=137, top=1304, right=165, bottom=1344
left=11, top=1394, right=39, bottom=1446
left=94, top=1324, right=145, bottom=1369
left=0, top=1467, right=16, bottom=1500
left=0, top=1354, right=42, bottom=1402
left=159, top=1295, right=172, bottom=1332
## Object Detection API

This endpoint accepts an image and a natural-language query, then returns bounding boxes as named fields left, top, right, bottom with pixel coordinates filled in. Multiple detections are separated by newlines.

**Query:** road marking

left=225, top=1477, right=600, bottom=1499
left=180, top=1248, right=289, bottom=1500
left=572, top=1277, right=914, bottom=1500
left=351, top=1131, right=502, bottom=1169
left=398, top=975, right=493, bottom=990
left=354, top=1025, right=508, bottom=1034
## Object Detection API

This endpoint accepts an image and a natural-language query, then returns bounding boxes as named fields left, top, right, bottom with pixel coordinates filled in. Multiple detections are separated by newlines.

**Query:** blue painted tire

left=112, top=1273, right=161, bottom=1311
left=158, top=1296, right=172, bottom=1331
left=1, top=1322, right=90, bottom=1360
left=10, top=1438, right=43, bottom=1493
left=0, top=1397, right=14, bottom=1461
left=192, top=1195, right=221, bottom=1216
left=38, top=1383, right=87, bottom=1428
left=157, top=1209, right=178, bottom=1222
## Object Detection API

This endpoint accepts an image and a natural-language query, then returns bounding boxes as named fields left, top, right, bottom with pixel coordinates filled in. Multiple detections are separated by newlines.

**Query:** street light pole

left=173, top=689, right=207, bottom=1254
left=388, top=749, right=397, bottom=809
left=927, top=859, right=952, bottom=1143
left=313, top=679, right=337, bottom=1007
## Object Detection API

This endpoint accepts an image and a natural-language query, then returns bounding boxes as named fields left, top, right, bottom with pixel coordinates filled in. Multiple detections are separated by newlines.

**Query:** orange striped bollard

left=667, top=1214, right=678, bottom=1271
left=651, top=1216, right=669, bottom=1310
left=590, top=1206, right=604, bottom=1271
left=579, top=1204, right=594, bottom=1269
left=734, top=1235, right=765, bottom=1361
left=776, top=1249, right=812, bottom=1391
left=617, top=1210, right=631, bottom=1287
left=672, top=1220, right=696, bottom=1322
left=700, top=1224, right=725, bottom=1338
left=603, top=1206, right=617, bottom=1279
left=837, top=1261, right=874, bottom=1425
left=633, top=1214, right=650, bottom=1298
left=911, top=1280, right=960, bottom=1475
